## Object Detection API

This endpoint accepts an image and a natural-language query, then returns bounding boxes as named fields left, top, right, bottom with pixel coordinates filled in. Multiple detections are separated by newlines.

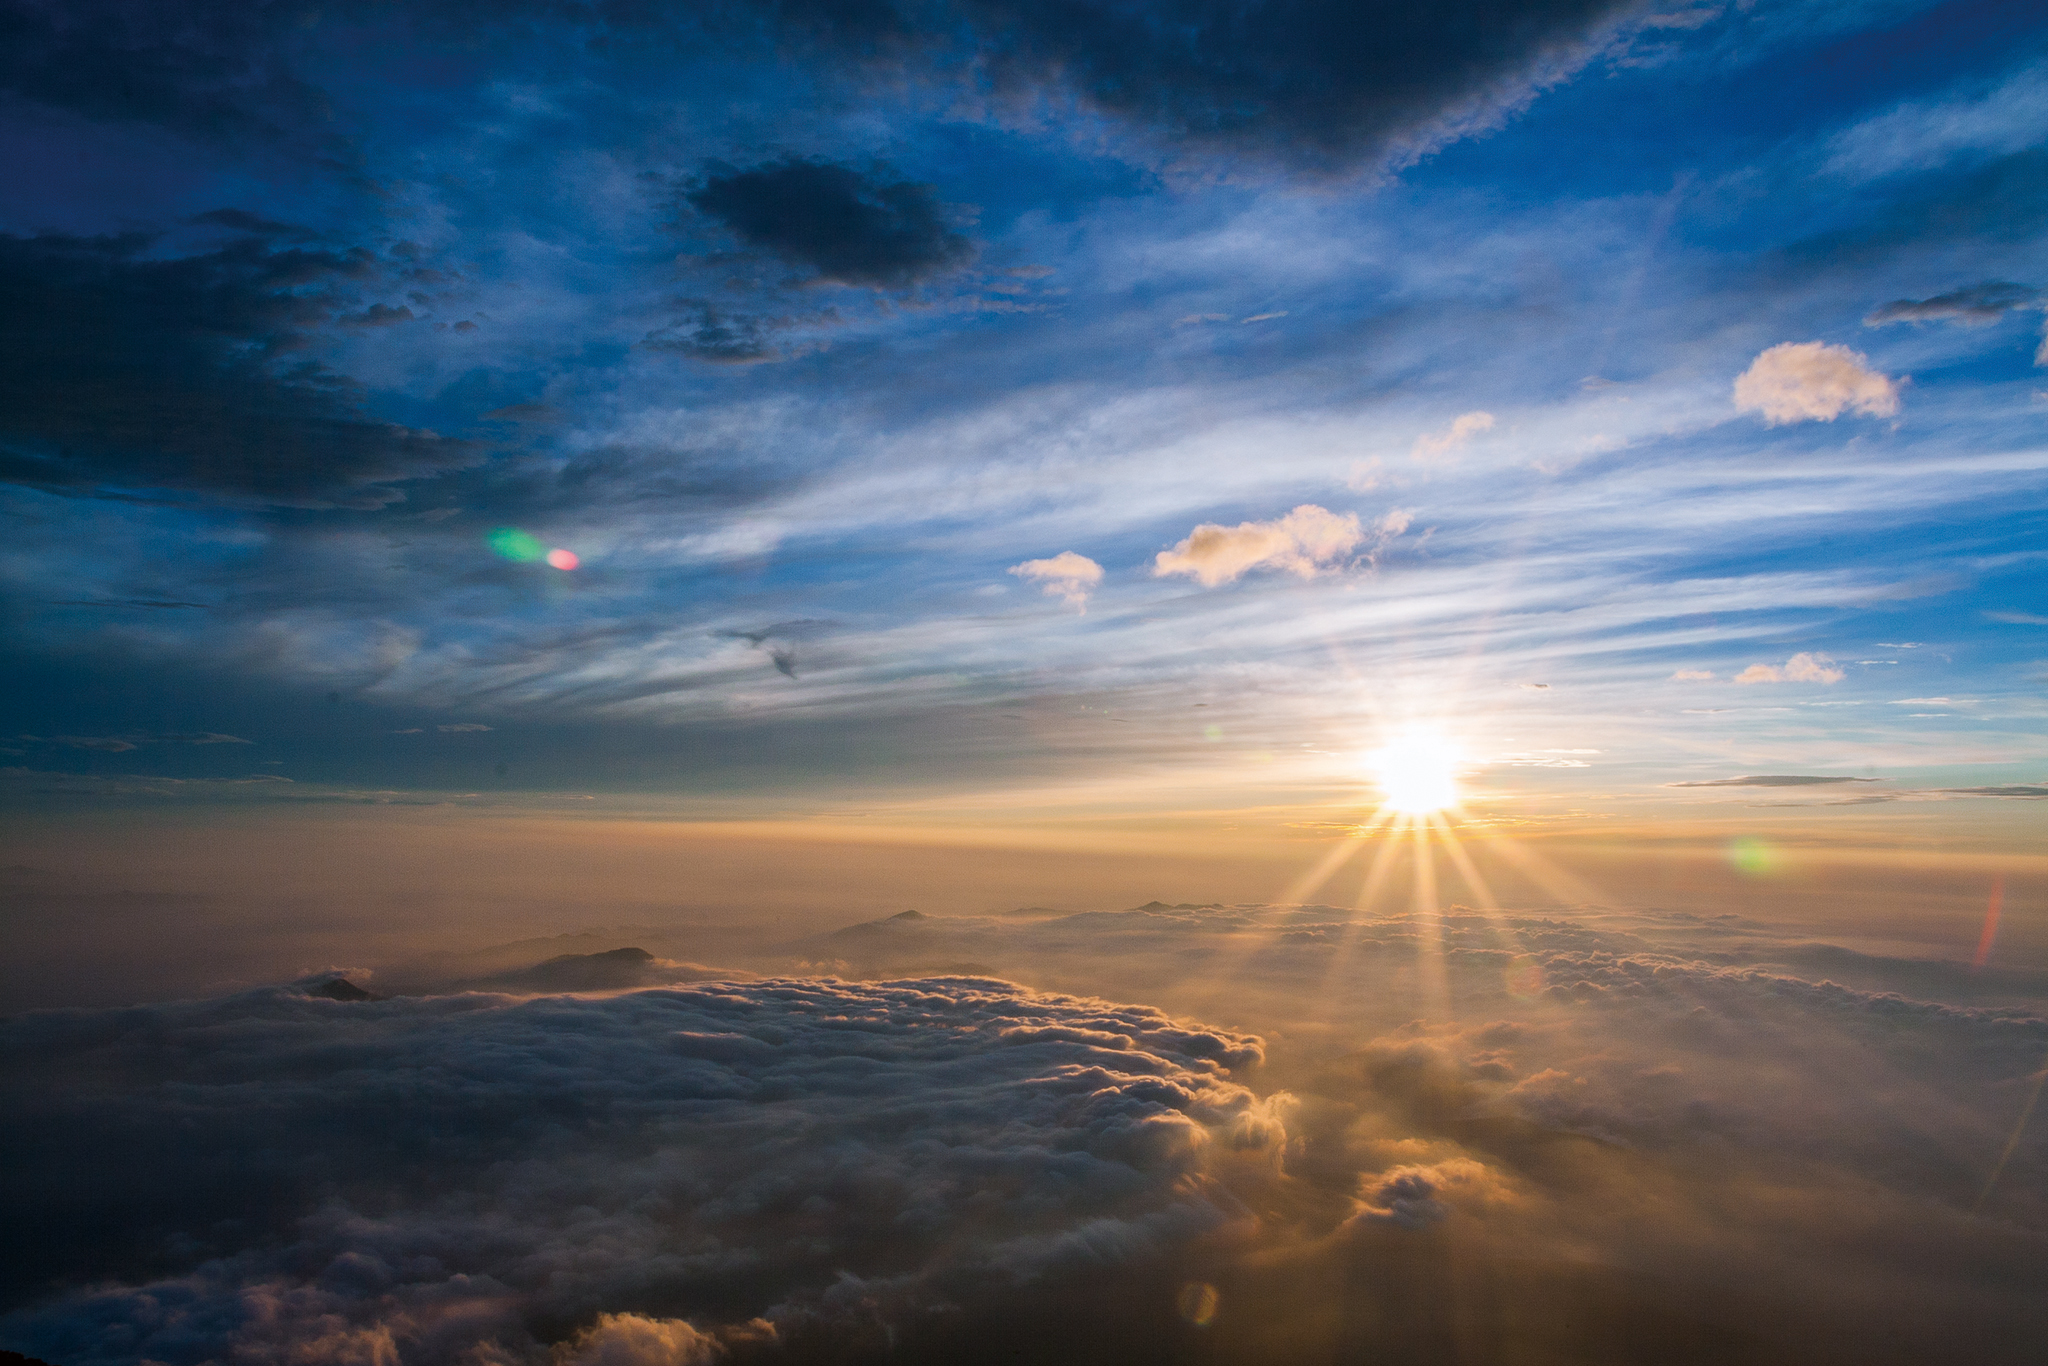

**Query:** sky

left=3, top=2, right=2048, bottom=1364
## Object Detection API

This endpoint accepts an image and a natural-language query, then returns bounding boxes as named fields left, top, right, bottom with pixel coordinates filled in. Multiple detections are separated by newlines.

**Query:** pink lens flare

left=545, top=548, right=580, bottom=570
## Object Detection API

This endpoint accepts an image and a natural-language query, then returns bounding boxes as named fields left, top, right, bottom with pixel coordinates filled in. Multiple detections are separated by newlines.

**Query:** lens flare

left=1728, top=836, right=1780, bottom=877
left=1369, top=729, right=1461, bottom=813
left=488, top=527, right=546, bottom=562
left=546, top=548, right=580, bottom=570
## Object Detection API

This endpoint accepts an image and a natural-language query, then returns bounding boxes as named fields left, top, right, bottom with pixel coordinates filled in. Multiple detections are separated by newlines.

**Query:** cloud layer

left=2, top=977, right=1275, bottom=1366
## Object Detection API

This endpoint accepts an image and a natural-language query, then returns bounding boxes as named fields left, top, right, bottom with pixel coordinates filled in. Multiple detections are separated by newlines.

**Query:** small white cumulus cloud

left=1734, top=343, right=1900, bottom=425
left=1734, top=653, right=1844, bottom=685
left=1413, top=410, right=1495, bottom=459
left=1155, top=505, right=1407, bottom=588
left=1669, top=669, right=1714, bottom=681
left=1009, top=551, right=1105, bottom=611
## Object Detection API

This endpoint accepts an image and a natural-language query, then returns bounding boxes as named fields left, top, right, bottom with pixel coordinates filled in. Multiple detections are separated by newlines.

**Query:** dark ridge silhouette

left=3, top=1351, right=61, bottom=1366
left=473, top=946, right=661, bottom=993
left=309, top=977, right=383, bottom=1002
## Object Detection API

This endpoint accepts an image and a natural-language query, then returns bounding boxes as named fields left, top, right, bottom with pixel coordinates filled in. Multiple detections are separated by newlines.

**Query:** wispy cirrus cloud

left=1667, top=774, right=1883, bottom=788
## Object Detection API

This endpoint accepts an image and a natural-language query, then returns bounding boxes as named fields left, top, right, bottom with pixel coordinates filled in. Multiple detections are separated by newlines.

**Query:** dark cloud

left=643, top=302, right=787, bottom=363
left=1939, top=784, right=2048, bottom=798
left=0, top=0, right=329, bottom=143
left=686, top=158, right=976, bottom=287
left=3, top=2, right=1645, bottom=174
left=748, top=0, right=1645, bottom=170
left=1866, top=281, right=2042, bottom=325
left=715, top=620, right=838, bottom=679
left=43, top=598, right=211, bottom=609
left=187, top=207, right=314, bottom=237
left=0, top=230, right=476, bottom=508
left=18, top=731, right=252, bottom=751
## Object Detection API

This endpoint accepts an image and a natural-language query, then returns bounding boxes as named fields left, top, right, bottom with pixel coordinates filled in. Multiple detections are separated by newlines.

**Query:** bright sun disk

left=1370, top=730, right=1461, bottom=813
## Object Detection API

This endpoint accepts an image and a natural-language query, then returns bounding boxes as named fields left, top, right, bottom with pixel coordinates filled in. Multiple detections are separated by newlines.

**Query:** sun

left=1369, top=729, right=1462, bottom=814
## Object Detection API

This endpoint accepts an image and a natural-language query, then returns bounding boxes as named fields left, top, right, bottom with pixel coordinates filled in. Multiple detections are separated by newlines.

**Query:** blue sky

left=3, top=0, right=2046, bottom=820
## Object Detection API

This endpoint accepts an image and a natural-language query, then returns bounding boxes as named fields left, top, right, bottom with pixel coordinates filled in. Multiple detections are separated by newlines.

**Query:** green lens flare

left=1728, top=836, right=1780, bottom=877
left=488, top=527, right=546, bottom=562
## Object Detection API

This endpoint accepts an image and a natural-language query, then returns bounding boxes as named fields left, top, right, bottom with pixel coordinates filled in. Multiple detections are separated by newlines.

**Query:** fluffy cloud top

left=1009, top=551, right=1105, bottom=611
left=1734, top=652, right=1844, bottom=684
left=1153, top=505, right=1376, bottom=586
left=1, top=977, right=1275, bottom=1366
left=1733, top=342, right=1901, bottom=425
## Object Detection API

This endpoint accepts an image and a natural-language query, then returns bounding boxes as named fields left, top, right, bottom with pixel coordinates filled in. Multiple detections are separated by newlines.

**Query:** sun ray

left=1279, top=827, right=1370, bottom=907
left=1410, top=818, right=1450, bottom=1020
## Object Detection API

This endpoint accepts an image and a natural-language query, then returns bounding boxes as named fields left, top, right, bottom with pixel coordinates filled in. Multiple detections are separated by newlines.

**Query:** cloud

left=436, top=723, right=492, bottom=733
left=44, top=598, right=210, bottom=609
left=713, top=621, right=838, bottom=679
left=1350, top=1158, right=1506, bottom=1229
left=1733, top=342, right=1901, bottom=425
left=641, top=303, right=786, bottom=364
left=0, top=2, right=1646, bottom=177
left=20, top=731, right=252, bottom=751
left=0, top=978, right=1277, bottom=1366
left=554, top=1314, right=724, bottom=1366
left=1412, top=410, right=1494, bottom=459
left=1865, top=282, right=2041, bottom=326
left=686, top=158, right=975, bottom=288
left=791, top=0, right=1643, bottom=171
left=1866, top=282, right=2048, bottom=365
left=1733, top=652, right=1845, bottom=684
left=0, top=1, right=328, bottom=144
left=1155, top=505, right=1400, bottom=587
left=1667, top=775, right=1884, bottom=788
left=0, top=230, right=475, bottom=508
left=1985, top=611, right=2048, bottom=625
left=1937, top=785, right=2048, bottom=798
left=1009, top=551, right=1105, bottom=611
left=1669, top=669, right=1714, bottom=681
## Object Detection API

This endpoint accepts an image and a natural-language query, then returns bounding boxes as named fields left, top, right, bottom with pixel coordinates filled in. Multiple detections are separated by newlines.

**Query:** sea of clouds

left=6, top=898, right=2048, bottom=1365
